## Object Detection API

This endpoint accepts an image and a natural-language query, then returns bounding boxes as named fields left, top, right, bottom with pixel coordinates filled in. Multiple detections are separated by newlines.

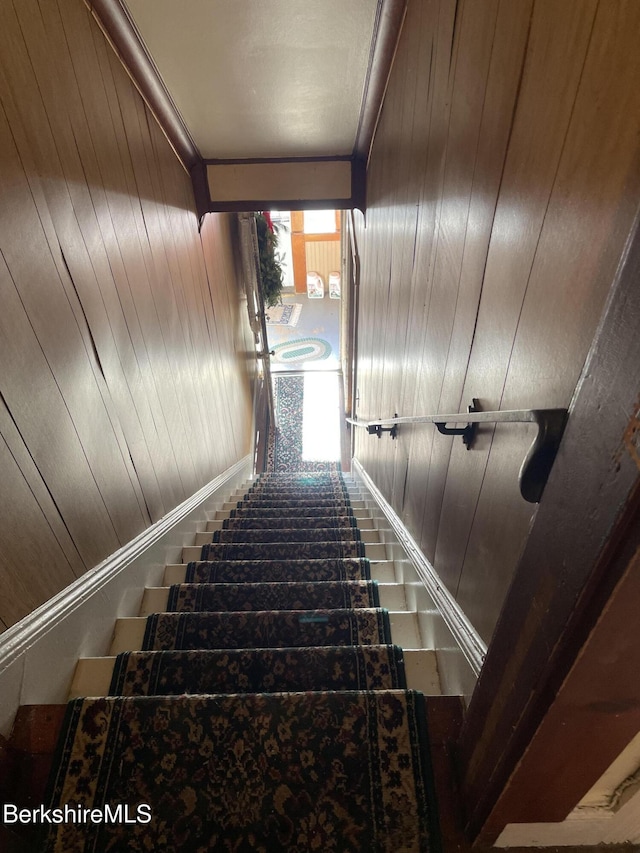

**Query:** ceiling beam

left=353, top=0, right=408, bottom=164
left=85, top=0, right=200, bottom=172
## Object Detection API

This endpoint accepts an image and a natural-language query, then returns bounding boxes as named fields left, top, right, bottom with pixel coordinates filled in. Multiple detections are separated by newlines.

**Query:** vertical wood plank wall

left=0, top=0, right=254, bottom=632
left=353, top=0, right=640, bottom=643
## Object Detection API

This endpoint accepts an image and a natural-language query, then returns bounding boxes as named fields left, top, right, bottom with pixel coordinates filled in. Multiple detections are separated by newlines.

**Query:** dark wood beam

left=85, top=0, right=200, bottom=171
left=456, top=209, right=640, bottom=842
left=481, top=539, right=640, bottom=840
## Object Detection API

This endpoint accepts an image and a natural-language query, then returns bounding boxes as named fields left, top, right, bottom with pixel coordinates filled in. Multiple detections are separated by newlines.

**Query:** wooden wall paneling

left=91, top=19, right=207, bottom=499
left=202, top=213, right=253, bottom=466
left=376, top=0, right=425, bottom=508
left=132, top=93, right=222, bottom=481
left=418, top=0, right=534, bottom=596
left=3, top=0, right=157, bottom=528
left=39, top=0, right=186, bottom=510
left=0, top=113, right=146, bottom=561
left=196, top=212, right=246, bottom=469
left=356, top=28, right=408, bottom=500
left=185, top=214, right=246, bottom=471
left=145, top=119, right=221, bottom=481
left=403, top=0, right=500, bottom=562
left=193, top=215, right=234, bottom=470
left=391, top=0, right=465, bottom=537
left=482, top=541, right=640, bottom=835
left=397, top=0, right=456, bottom=415
left=457, top=210, right=640, bottom=840
left=456, top=0, right=640, bottom=640
left=216, top=214, right=255, bottom=464
left=101, top=51, right=215, bottom=486
left=0, top=396, right=85, bottom=580
left=393, top=0, right=458, bottom=538
left=56, top=0, right=200, bottom=498
left=431, top=0, right=598, bottom=632
left=0, top=433, right=78, bottom=630
left=0, top=239, right=120, bottom=567
left=25, top=0, right=177, bottom=519
left=0, top=397, right=84, bottom=629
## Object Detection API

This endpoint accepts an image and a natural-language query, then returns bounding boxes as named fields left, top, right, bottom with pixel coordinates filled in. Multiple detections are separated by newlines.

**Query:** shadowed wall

left=0, top=0, right=255, bottom=631
left=353, top=0, right=640, bottom=643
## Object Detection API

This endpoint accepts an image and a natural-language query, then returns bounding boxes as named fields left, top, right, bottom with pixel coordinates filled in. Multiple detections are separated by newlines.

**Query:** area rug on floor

left=108, top=645, right=407, bottom=695
left=44, top=691, right=440, bottom=852
left=264, top=302, right=302, bottom=326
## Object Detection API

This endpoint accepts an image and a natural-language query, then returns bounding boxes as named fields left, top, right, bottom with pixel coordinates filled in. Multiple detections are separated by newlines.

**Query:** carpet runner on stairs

left=43, top=471, right=441, bottom=852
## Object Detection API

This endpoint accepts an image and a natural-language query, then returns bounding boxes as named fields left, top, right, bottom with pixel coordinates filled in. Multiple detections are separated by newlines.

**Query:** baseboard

left=0, top=456, right=251, bottom=735
left=352, top=458, right=486, bottom=677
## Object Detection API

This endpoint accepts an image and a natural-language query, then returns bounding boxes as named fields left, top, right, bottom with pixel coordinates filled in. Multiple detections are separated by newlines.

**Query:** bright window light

left=302, top=373, right=340, bottom=461
left=303, top=209, right=336, bottom=234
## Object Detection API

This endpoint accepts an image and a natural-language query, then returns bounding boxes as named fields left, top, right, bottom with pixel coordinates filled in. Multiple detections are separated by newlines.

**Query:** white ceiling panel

left=124, top=0, right=379, bottom=159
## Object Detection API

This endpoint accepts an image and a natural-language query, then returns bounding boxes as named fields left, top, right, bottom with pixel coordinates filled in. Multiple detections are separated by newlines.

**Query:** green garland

left=255, top=214, right=284, bottom=308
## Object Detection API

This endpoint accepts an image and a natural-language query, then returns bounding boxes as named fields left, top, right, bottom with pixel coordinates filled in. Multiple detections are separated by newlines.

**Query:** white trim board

left=351, top=458, right=486, bottom=677
left=0, top=456, right=252, bottom=736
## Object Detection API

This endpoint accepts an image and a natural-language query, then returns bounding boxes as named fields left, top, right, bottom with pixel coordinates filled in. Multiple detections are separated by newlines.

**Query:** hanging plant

left=254, top=213, right=285, bottom=308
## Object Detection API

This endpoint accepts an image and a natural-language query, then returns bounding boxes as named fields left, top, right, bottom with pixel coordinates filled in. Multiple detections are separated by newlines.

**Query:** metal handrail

left=347, top=402, right=568, bottom=503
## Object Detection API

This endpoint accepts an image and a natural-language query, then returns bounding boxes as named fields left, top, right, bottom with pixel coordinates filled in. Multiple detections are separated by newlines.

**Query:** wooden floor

left=353, top=0, right=640, bottom=643
left=0, top=0, right=255, bottom=631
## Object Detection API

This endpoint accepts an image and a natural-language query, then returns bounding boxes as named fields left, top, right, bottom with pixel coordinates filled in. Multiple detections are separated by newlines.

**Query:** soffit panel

left=124, top=0, right=379, bottom=159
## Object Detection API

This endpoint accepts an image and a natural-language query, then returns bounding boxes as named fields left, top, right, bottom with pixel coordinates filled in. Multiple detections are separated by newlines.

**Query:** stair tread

left=45, top=691, right=437, bottom=852
left=47, top=473, right=446, bottom=852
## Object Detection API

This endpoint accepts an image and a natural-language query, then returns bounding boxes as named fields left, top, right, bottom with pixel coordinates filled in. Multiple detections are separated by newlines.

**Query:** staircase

left=41, top=470, right=443, bottom=851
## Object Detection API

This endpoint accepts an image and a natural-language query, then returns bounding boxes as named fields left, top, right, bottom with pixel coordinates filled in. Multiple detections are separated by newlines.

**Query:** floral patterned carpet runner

left=44, top=471, right=441, bottom=852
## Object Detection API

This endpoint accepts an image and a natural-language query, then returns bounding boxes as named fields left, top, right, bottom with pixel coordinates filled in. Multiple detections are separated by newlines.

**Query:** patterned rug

left=200, top=540, right=366, bottom=561
left=45, top=691, right=437, bottom=852
left=234, top=497, right=351, bottom=509
left=165, top=581, right=380, bottom=611
left=268, top=376, right=342, bottom=473
left=108, top=645, right=407, bottom=695
left=141, top=608, right=392, bottom=650
left=211, top=526, right=361, bottom=544
left=44, top=470, right=441, bottom=852
left=222, top=514, right=357, bottom=529
left=264, top=302, right=302, bottom=326
left=184, top=557, right=372, bottom=584
left=229, top=505, right=355, bottom=519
